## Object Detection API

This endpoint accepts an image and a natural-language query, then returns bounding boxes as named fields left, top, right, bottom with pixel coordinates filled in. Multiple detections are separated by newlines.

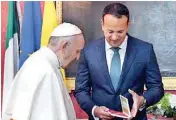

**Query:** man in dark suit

left=75, top=3, right=164, bottom=120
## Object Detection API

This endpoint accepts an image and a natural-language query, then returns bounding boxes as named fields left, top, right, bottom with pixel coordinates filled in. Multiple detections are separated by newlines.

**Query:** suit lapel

left=116, top=36, right=137, bottom=92
left=96, top=38, right=115, bottom=93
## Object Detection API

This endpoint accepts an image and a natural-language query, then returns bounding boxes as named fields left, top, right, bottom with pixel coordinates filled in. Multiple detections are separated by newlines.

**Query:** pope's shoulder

left=19, top=49, right=55, bottom=76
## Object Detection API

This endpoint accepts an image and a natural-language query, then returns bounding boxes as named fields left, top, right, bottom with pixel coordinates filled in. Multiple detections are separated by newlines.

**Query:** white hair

left=48, top=34, right=82, bottom=47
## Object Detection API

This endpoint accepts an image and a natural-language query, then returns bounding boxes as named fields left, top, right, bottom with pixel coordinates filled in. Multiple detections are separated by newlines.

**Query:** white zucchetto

left=50, top=22, right=82, bottom=37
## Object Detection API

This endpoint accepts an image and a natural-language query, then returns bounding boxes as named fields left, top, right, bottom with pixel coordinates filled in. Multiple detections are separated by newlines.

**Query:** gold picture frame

left=56, top=1, right=62, bottom=25
left=162, top=77, right=176, bottom=90
left=57, top=1, right=176, bottom=91
left=64, top=77, right=176, bottom=91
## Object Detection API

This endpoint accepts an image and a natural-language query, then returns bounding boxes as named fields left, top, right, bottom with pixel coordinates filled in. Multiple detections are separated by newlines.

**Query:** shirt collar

left=105, top=35, right=128, bottom=51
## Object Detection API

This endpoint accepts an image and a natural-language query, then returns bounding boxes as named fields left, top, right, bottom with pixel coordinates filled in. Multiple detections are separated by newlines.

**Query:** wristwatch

left=139, top=98, right=146, bottom=111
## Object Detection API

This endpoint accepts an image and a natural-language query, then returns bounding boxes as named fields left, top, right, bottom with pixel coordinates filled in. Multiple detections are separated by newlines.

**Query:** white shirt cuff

left=92, top=106, right=99, bottom=120
left=139, top=98, right=146, bottom=111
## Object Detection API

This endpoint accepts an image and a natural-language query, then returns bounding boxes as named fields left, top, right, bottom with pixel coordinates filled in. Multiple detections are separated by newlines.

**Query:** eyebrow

left=107, top=29, right=124, bottom=32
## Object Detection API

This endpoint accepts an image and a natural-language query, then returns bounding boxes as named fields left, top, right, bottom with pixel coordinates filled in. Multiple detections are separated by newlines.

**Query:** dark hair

left=102, top=3, right=129, bottom=22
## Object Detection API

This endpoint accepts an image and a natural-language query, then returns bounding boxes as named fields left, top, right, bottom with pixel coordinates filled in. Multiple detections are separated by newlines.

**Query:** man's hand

left=94, top=106, right=114, bottom=120
left=128, top=89, right=145, bottom=118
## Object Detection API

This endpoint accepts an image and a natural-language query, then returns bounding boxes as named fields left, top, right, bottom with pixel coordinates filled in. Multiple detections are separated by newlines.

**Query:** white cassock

left=2, top=47, right=76, bottom=120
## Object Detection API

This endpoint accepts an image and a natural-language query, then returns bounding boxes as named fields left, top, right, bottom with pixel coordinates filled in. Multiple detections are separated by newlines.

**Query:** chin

left=111, top=44, right=120, bottom=47
left=63, top=64, right=69, bottom=69
left=64, top=62, right=72, bottom=69
left=110, top=41, right=123, bottom=47
left=61, top=63, right=68, bottom=69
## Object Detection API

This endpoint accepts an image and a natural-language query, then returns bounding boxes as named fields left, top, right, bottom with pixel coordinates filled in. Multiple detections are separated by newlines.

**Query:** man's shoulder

left=129, top=35, right=152, bottom=47
left=84, top=37, right=104, bottom=49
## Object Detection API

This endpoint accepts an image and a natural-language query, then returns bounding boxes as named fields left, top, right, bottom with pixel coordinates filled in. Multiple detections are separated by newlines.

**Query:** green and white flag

left=3, top=1, right=20, bottom=107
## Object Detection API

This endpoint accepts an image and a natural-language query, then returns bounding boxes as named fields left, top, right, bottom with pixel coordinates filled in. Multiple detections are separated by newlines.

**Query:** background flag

left=19, top=1, right=42, bottom=68
left=40, top=1, right=57, bottom=46
left=41, top=1, right=66, bottom=81
left=3, top=1, right=20, bottom=107
left=16, top=1, right=22, bottom=38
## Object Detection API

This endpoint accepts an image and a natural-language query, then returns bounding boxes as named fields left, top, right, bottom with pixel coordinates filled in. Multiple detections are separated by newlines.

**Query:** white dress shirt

left=92, top=36, right=128, bottom=120
left=105, top=36, right=128, bottom=72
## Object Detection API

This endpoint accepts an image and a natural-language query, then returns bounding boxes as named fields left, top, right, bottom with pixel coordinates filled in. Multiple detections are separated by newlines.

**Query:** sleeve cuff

left=139, top=98, right=146, bottom=111
left=92, top=106, right=99, bottom=120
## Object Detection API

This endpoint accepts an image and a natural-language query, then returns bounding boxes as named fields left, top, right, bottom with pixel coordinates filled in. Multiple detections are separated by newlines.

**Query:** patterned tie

left=110, top=47, right=121, bottom=90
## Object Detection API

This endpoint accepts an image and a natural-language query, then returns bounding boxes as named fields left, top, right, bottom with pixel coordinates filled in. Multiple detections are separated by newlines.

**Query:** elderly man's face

left=63, top=34, right=85, bottom=68
left=71, top=34, right=85, bottom=60
left=101, top=14, right=129, bottom=47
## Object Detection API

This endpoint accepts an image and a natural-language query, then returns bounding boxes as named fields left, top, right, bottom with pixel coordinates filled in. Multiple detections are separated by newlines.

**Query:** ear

left=127, top=20, right=130, bottom=30
left=59, top=40, right=69, bottom=53
left=101, top=19, right=104, bottom=31
left=128, top=20, right=130, bottom=26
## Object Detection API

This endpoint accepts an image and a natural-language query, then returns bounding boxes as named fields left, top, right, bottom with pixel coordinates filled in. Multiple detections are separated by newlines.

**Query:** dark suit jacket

left=74, top=35, right=164, bottom=120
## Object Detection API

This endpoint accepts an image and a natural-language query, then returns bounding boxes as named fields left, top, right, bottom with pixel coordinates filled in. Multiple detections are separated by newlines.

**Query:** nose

left=111, top=33, right=120, bottom=41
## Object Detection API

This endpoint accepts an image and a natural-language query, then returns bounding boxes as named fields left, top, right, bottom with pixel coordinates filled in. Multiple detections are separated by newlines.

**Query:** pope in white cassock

left=2, top=23, right=85, bottom=120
